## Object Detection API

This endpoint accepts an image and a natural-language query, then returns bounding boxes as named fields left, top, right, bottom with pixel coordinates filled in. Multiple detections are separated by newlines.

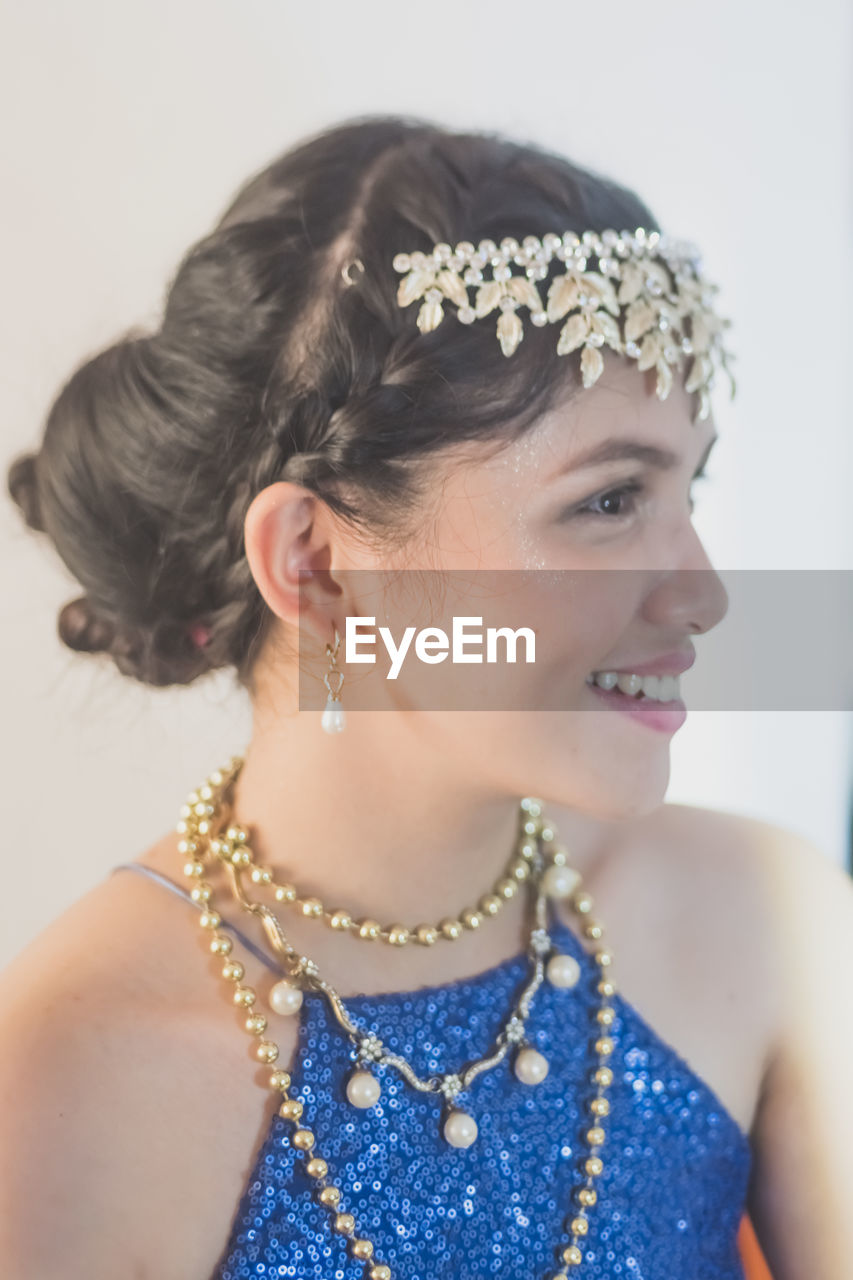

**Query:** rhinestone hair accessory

left=389, top=229, right=736, bottom=422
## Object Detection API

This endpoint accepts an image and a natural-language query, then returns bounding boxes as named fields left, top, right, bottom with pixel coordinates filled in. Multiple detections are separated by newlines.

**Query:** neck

left=227, top=711, right=613, bottom=931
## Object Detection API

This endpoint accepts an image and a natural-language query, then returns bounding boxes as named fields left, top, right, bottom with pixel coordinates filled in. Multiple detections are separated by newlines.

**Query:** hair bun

left=58, top=596, right=116, bottom=654
left=7, top=453, right=46, bottom=533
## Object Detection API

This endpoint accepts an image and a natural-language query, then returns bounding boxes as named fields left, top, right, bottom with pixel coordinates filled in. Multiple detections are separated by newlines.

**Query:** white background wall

left=1, top=0, right=851, bottom=969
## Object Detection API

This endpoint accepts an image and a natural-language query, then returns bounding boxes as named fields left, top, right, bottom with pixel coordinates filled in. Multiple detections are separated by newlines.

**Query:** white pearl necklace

left=177, top=758, right=619, bottom=1275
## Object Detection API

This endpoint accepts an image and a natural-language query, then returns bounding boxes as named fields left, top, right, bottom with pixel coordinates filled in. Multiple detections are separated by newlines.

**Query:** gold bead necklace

left=177, top=756, right=619, bottom=1276
left=204, top=757, right=540, bottom=947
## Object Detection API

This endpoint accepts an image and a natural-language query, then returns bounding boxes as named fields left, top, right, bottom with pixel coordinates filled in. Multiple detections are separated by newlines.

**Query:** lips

left=590, top=648, right=696, bottom=678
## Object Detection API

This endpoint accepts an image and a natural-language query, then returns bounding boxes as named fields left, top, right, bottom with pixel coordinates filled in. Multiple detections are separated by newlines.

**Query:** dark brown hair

left=5, top=113, right=659, bottom=691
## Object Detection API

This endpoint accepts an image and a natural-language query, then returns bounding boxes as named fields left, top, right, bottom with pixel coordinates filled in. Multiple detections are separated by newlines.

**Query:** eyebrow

left=552, top=432, right=718, bottom=479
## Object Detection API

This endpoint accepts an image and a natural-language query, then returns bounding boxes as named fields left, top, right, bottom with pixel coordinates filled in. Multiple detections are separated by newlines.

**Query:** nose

left=643, top=525, right=729, bottom=636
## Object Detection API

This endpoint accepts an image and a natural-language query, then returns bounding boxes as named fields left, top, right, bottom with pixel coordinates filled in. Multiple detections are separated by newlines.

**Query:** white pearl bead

left=541, top=863, right=582, bottom=899
left=346, top=1070, right=381, bottom=1109
left=321, top=695, right=346, bottom=734
left=514, top=1047, right=550, bottom=1085
left=268, top=979, right=304, bottom=1015
left=443, top=1109, right=478, bottom=1148
left=546, top=952, right=581, bottom=989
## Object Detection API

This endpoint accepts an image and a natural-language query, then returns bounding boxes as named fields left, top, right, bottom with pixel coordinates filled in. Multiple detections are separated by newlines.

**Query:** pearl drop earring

left=321, top=625, right=346, bottom=734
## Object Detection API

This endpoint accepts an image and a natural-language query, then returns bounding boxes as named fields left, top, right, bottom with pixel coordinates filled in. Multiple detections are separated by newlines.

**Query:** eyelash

left=570, top=468, right=710, bottom=521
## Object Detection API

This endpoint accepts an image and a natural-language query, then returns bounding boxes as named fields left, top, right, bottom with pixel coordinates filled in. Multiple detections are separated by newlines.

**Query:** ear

left=243, top=481, right=341, bottom=644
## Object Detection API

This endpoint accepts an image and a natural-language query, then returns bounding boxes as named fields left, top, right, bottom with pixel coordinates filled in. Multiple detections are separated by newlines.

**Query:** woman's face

left=354, top=355, right=729, bottom=820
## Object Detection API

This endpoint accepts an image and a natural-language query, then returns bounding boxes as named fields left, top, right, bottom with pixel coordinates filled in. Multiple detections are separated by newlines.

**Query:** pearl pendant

left=346, top=1070, right=381, bottom=1109
left=541, top=863, right=582, bottom=899
left=321, top=693, right=346, bottom=734
left=514, top=1046, right=550, bottom=1085
left=443, top=1108, right=478, bottom=1148
left=268, top=978, right=304, bottom=1015
left=546, top=952, right=581, bottom=989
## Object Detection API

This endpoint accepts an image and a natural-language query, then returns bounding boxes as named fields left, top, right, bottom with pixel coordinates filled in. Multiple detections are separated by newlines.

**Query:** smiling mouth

left=585, top=671, right=683, bottom=703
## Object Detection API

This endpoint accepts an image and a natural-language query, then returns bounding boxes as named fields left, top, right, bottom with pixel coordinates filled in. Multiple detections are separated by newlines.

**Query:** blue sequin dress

left=112, top=863, right=752, bottom=1280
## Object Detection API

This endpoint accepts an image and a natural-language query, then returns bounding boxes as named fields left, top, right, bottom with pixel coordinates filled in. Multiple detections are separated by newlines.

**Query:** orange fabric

left=738, top=1213, right=773, bottom=1279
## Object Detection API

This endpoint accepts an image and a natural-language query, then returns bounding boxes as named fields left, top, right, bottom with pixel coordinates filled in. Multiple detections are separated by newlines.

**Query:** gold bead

left=511, top=859, right=530, bottom=881
left=291, top=1128, right=315, bottom=1150
left=358, top=919, right=381, bottom=940
left=269, top=1069, right=291, bottom=1091
left=231, top=848, right=251, bottom=867
left=519, top=840, right=537, bottom=860
left=190, top=883, right=212, bottom=903
left=478, top=894, right=502, bottom=916
left=387, top=924, right=410, bottom=946
left=199, top=910, right=221, bottom=929
left=279, top=1098, right=303, bottom=1121
left=222, top=959, right=244, bottom=981
left=330, top=910, right=353, bottom=931
left=573, top=890, right=593, bottom=913
left=596, top=1007, right=615, bottom=1026
left=351, top=1238, right=374, bottom=1259
left=369, top=1266, right=392, bottom=1280
left=245, top=1013, right=267, bottom=1036
left=594, top=1037, right=614, bottom=1056
left=256, top=1040, right=279, bottom=1063
left=305, top=1157, right=328, bottom=1179
left=415, top=924, right=439, bottom=946
left=594, top=1066, right=613, bottom=1087
left=461, top=910, right=482, bottom=930
left=562, top=1243, right=583, bottom=1266
left=439, top=918, right=463, bottom=940
left=583, top=921, right=603, bottom=940
left=570, top=1215, right=588, bottom=1236
left=585, top=1155, right=603, bottom=1176
left=211, top=934, right=233, bottom=956
left=597, top=979, right=615, bottom=997
left=250, top=866, right=272, bottom=884
left=183, top=858, right=204, bottom=877
left=590, top=1097, right=609, bottom=1116
left=577, top=1187, right=597, bottom=1207
left=275, top=883, right=297, bottom=902
left=594, top=949, right=613, bottom=967
left=586, top=1126, right=605, bottom=1146
left=496, top=877, right=518, bottom=899
left=318, top=1185, right=341, bottom=1207
left=300, top=897, right=324, bottom=918
left=334, top=1212, right=355, bottom=1234
left=234, top=986, right=256, bottom=1007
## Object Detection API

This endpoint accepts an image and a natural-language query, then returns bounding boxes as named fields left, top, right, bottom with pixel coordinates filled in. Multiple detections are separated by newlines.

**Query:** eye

left=571, top=479, right=645, bottom=521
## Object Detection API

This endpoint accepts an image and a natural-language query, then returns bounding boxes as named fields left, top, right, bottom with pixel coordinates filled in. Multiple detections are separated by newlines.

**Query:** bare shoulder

left=642, top=799, right=848, bottom=1061
left=571, top=799, right=842, bottom=1142
left=654, top=803, right=853, bottom=1277
left=0, top=833, right=291, bottom=1280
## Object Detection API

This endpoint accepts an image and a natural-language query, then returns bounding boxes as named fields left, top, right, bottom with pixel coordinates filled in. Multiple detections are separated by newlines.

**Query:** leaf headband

left=380, top=229, right=736, bottom=423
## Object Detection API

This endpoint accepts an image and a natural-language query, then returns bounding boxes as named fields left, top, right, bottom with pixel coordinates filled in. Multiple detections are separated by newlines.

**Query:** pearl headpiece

left=390, top=228, right=736, bottom=422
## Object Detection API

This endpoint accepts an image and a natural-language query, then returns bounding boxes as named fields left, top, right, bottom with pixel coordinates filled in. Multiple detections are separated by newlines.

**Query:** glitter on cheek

left=209, top=909, right=753, bottom=1280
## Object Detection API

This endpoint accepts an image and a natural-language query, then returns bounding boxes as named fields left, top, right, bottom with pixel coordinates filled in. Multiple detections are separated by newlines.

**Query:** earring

left=321, top=625, right=346, bottom=734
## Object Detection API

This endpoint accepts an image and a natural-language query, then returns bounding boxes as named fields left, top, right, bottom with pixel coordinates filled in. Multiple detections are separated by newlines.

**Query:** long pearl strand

left=177, top=759, right=619, bottom=1276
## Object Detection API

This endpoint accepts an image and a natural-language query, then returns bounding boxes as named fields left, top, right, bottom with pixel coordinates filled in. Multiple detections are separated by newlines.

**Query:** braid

left=7, top=114, right=659, bottom=688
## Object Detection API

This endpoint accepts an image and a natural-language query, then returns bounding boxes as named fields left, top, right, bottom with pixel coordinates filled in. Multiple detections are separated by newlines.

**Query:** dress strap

left=110, top=862, right=283, bottom=976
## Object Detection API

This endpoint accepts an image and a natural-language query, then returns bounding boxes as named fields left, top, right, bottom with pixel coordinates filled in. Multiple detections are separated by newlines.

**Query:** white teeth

left=587, top=671, right=681, bottom=702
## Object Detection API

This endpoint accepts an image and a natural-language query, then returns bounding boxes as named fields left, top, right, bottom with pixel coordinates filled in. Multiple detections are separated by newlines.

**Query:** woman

left=2, top=115, right=850, bottom=1280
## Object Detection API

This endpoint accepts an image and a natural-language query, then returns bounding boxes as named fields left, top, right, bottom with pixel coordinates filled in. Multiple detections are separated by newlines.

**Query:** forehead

left=539, top=354, right=717, bottom=465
